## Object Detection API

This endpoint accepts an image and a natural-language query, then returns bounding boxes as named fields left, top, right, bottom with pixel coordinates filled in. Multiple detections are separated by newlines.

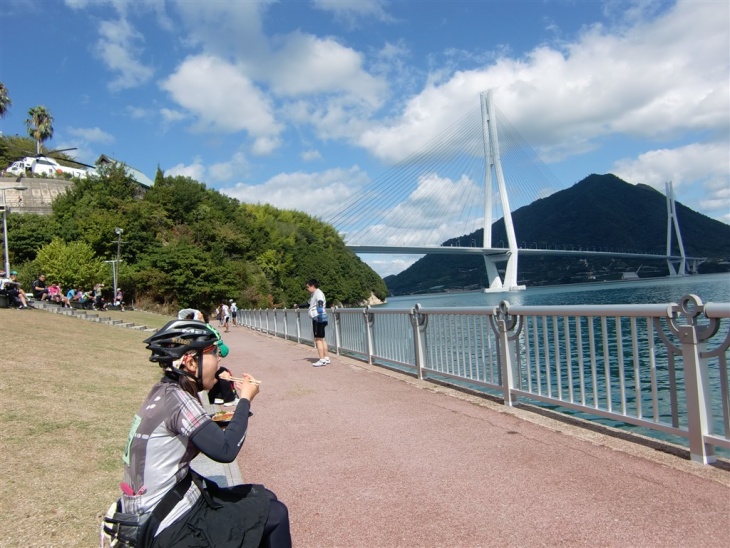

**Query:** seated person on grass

left=32, top=274, right=49, bottom=301
left=0, top=270, right=29, bottom=308
left=102, top=320, right=290, bottom=548
left=48, top=282, right=71, bottom=307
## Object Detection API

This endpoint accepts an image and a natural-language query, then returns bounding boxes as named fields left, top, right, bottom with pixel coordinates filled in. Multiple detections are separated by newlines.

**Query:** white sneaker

left=313, top=359, right=327, bottom=367
left=322, top=357, right=331, bottom=364
left=213, top=398, right=225, bottom=405
left=223, top=399, right=239, bottom=407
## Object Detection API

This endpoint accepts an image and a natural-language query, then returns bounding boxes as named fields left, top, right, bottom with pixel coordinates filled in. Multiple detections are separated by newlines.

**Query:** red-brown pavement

left=220, top=325, right=730, bottom=548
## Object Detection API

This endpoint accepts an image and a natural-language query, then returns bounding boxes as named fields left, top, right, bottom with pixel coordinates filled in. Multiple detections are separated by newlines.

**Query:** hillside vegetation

left=386, top=174, right=730, bottom=295
left=6, top=161, right=387, bottom=311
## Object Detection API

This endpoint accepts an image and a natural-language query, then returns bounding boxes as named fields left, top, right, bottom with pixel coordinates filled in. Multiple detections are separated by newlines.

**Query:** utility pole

left=113, top=227, right=123, bottom=300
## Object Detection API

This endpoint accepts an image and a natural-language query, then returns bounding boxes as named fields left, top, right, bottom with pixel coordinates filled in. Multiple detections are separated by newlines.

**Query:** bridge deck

left=225, top=327, right=728, bottom=547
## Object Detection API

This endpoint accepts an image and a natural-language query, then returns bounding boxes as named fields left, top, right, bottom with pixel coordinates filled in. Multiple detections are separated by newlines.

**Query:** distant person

left=0, top=270, right=29, bottom=308
left=32, top=274, right=49, bottom=301
left=230, top=299, right=238, bottom=326
left=306, top=278, right=330, bottom=367
left=115, top=288, right=125, bottom=311
left=102, top=319, right=291, bottom=547
left=93, top=283, right=107, bottom=310
left=48, top=282, right=71, bottom=307
left=221, top=301, right=230, bottom=333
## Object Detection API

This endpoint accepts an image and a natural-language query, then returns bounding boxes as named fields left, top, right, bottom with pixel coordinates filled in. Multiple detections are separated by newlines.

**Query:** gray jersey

left=121, top=381, right=211, bottom=534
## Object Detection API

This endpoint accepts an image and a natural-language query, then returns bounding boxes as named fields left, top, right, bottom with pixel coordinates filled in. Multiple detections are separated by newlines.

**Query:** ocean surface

left=376, top=273, right=730, bottom=455
left=379, top=272, right=730, bottom=309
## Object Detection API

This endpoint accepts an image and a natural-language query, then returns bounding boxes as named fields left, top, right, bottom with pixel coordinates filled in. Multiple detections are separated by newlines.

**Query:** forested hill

left=7, top=165, right=387, bottom=310
left=385, top=174, right=730, bottom=295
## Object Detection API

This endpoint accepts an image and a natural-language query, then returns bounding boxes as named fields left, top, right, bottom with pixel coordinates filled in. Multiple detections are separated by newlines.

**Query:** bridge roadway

left=347, top=244, right=701, bottom=262
left=220, top=326, right=728, bottom=547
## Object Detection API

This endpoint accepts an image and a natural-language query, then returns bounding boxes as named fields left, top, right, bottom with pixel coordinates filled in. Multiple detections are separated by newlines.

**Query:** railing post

left=283, top=308, right=288, bottom=340
left=296, top=309, right=301, bottom=343
left=678, top=324, right=715, bottom=464
left=411, top=304, right=428, bottom=380
left=333, top=307, right=341, bottom=356
left=365, top=306, right=375, bottom=365
left=273, top=309, right=278, bottom=337
left=492, top=301, right=519, bottom=406
left=662, top=295, right=719, bottom=464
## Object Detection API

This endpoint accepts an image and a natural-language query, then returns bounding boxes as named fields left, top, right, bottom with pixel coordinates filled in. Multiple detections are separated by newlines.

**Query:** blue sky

left=1, top=0, right=728, bottom=276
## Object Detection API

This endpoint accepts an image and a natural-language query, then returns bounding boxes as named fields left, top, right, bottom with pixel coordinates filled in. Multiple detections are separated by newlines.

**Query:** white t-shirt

left=308, top=288, right=326, bottom=319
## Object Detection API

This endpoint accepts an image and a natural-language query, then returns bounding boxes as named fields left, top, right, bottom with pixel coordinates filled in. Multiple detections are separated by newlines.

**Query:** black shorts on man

left=312, top=319, right=327, bottom=339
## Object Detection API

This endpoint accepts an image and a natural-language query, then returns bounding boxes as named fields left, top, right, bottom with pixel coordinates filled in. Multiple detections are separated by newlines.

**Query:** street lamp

left=113, top=227, right=123, bottom=300
left=2, top=185, right=28, bottom=275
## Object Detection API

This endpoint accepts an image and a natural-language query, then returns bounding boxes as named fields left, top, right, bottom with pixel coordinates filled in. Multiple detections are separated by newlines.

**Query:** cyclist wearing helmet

left=104, top=319, right=291, bottom=548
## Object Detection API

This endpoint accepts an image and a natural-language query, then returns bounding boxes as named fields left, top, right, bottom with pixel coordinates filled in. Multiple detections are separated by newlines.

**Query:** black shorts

left=312, top=320, right=327, bottom=339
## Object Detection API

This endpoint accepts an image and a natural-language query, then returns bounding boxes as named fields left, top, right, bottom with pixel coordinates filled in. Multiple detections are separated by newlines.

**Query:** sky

left=1, top=0, right=728, bottom=277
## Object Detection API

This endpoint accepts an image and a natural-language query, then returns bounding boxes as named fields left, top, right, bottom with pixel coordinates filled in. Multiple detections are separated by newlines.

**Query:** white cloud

left=126, top=105, right=152, bottom=119
left=208, top=152, right=250, bottom=183
left=220, top=166, right=370, bottom=212
left=161, top=55, right=282, bottom=139
left=165, top=151, right=250, bottom=184
left=362, top=254, right=420, bottom=278
left=160, top=108, right=187, bottom=124
left=301, top=149, right=322, bottom=162
left=165, top=157, right=206, bottom=181
left=263, top=32, right=387, bottom=108
left=67, top=126, right=115, bottom=144
left=358, top=1, right=729, bottom=165
left=95, top=18, right=154, bottom=90
left=612, top=141, right=730, bottom=221
left=312, top=0, right=394, bottom=26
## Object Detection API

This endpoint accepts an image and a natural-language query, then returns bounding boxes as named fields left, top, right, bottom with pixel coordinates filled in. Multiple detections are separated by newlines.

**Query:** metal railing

left=239, top=294, right=730, bottom=464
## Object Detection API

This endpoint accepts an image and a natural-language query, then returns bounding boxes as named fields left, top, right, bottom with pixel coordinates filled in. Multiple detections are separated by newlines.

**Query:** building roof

left=96, top=154, right=154, bottom=188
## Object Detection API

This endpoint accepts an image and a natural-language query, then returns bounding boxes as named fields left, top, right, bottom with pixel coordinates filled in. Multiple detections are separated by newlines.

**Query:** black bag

left=103, top=472, right=193, bottom=547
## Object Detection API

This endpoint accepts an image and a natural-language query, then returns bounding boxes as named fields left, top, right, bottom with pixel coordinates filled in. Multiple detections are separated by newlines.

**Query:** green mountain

left=385, top=174, right=730, bottom=295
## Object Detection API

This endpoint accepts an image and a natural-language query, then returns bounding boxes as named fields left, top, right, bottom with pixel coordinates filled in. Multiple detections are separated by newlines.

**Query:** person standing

left=221, top=301, right=230, bottom=333
left=306, top=279, right=330, bottom=367
left=230, top=299, right=238, bottom=327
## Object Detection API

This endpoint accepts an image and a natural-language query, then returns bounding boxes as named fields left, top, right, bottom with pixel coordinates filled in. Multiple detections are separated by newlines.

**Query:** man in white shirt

left=0, top=270, right=29, bottom=308
left=306, top=278, right=330, bottom=367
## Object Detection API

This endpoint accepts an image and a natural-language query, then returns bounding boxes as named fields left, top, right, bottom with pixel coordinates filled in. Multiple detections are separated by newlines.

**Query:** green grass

left=0, top=308, right=164, bottom=547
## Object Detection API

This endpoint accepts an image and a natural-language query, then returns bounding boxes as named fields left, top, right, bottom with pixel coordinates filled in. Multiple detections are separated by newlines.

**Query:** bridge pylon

left=665, top=181, right=688, bottom=276
left=481, top=90, right=525, bottom=292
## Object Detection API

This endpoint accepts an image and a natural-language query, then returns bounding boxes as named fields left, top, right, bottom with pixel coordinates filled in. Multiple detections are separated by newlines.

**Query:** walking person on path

left=221, top=301, right=231, bottom=332
left=306, top=279, right=330, bottom=367
left=230, top=300, right=238, bottom=327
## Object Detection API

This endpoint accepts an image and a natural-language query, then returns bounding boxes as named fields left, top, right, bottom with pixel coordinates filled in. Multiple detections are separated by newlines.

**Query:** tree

left=0, top=82, right=11, bottom=118
left=25, top=105, right=54, bottom=154
left=33, top=238, right=107, bottom=290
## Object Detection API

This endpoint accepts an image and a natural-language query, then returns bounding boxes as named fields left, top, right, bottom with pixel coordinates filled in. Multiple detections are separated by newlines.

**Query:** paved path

left=209, top=325, right=729, bottom=547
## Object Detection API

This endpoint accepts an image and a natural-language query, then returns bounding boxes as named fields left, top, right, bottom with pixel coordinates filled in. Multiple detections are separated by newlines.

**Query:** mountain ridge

left=385, top=174, right=730, bottom=295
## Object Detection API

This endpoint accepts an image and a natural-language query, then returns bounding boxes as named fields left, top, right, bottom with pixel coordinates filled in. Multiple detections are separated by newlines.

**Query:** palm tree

left=0, top=82, right=11, bottom=118
left=26, top=106, right=54, bottom=154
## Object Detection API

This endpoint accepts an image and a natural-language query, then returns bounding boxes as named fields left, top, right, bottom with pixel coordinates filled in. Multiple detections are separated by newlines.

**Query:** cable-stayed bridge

left=323, top=91, right=703, bottom=291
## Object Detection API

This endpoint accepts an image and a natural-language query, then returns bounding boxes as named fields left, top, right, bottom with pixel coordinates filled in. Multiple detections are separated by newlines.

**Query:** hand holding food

left=234, top=373, right=261, bottom=401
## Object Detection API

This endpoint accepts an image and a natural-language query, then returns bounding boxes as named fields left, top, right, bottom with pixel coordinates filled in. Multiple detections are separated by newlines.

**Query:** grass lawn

left=0, top=308, right=167, bottom=546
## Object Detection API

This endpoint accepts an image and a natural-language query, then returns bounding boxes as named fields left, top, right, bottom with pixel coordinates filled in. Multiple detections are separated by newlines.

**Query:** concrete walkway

left=215, top=325, right=729, bottom=548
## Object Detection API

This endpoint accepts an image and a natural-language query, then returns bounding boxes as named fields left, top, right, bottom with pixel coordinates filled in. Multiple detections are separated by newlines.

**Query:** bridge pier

left=483, top=252, right=525, bottom=292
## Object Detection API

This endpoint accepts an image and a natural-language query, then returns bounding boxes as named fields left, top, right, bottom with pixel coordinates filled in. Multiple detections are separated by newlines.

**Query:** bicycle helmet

left=143, top=319, right=219, bottom=389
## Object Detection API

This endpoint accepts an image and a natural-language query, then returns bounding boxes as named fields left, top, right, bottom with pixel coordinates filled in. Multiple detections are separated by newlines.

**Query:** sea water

left=380, top=272, right=730, bottom=309
left=378, top=273, right=730, bottom=454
